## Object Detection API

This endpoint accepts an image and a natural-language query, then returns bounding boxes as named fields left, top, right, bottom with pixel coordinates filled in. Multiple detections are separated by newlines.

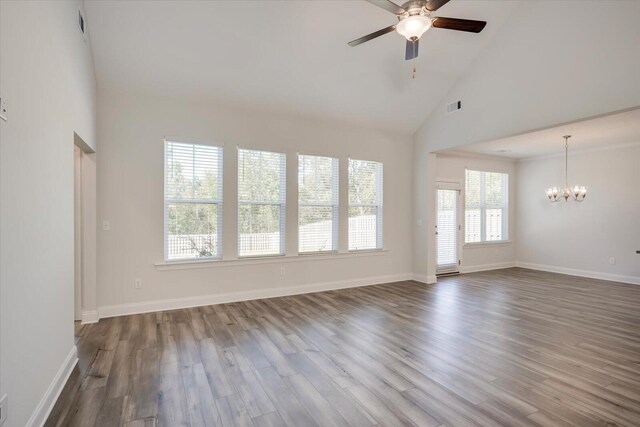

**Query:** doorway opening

left=74, top=146, right=82, bottom=321
left=73, top=132, right=97, bottom=324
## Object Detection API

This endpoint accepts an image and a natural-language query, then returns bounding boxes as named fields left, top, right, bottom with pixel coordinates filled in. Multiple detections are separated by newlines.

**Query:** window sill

left=348, top=248, right=386, bottom=254
left=298, top=250, right=339, bottom=256
left=155, top=249, right=388, bottom=271
left=464, top=240, right=512, bottom=248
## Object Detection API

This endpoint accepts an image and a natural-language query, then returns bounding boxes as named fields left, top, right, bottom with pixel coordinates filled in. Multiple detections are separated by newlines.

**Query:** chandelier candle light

left=545, top=135, right=588, bottom=202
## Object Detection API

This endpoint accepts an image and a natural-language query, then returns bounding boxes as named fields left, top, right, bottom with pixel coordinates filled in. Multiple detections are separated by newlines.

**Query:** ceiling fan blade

left=425, top=0, right=450, bottom=12
left=432, top=17, right=487, bottom=33
left=348, top=24, right=397, bottom=47
left=366, top=0, right=406, bottom=15
left=405, top=39, right=419, bottom=60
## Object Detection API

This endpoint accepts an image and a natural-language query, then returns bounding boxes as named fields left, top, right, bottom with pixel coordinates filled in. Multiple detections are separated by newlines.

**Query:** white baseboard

left=516, top=262, right=640, bottom=285
left=26, top=346, right=78, bottom=427
left=98, top=273, right=413, bottom=318
left=81, top=310, right=99, bottom=324
left=94, top=263, right=638, bottom=320
left=412, top=274, right=437, bottom=284
left=460, top=262, right=517, bottom=274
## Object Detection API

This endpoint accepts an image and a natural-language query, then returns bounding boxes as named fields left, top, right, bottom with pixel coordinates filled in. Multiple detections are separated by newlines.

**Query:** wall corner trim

left=81, top=310, right=99, bottom=324
left=412, top=274, right=437, bottom=284
left=98, top=273, right=414, bottom=318
left=26, top=345, right=78, bottom=427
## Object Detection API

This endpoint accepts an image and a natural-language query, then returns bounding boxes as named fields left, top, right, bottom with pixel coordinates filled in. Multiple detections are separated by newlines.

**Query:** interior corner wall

left=517, top=143, right=640, bottom=284
left=435, top=153, right=517, bottom=272
left=411, top=133, right=437, bottom=284
left=96, top=88, right=414, bottom=313
left=411, top=138, right=430, bottom=281
left=0, top=1, right=97, bottom=426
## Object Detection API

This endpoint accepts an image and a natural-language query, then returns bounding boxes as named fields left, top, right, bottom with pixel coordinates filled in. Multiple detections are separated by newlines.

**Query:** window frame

left=464, top=169, right=509, bottom=244
left=163, top=140, right=224, bottom=262
left=298, top=154, right=340, bottom=254
left=237, top=148, right=287, bottom=258
left=348, top=158, right=384, bottom=252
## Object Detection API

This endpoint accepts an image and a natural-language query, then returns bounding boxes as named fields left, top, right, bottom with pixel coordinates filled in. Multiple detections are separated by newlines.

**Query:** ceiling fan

left=348, top=0, right=487, bottom=60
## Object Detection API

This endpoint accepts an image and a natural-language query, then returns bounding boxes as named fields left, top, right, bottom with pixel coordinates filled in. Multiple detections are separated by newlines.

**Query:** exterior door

left=436, top=188, right=460, bottom=274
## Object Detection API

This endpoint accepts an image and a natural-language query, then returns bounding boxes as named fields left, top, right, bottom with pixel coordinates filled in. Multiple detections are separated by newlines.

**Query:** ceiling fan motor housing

left=400, top=0, right=430, bottom=17
left=347, top=0, right=487, bottom=61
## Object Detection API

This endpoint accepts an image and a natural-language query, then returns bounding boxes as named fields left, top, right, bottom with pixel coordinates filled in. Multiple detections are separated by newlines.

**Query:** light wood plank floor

left=46, top=268, right=640, bottom=426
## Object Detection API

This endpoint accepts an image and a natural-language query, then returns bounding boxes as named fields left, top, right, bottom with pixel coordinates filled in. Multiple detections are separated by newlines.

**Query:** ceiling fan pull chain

left=412, top=64, right=416, bottom=79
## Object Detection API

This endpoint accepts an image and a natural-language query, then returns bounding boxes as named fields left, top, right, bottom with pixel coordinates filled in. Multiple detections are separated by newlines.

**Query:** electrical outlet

left=609, top=257, right=616, bottom=265
left=0, top=97, right=7, bottom=121
left=0, top=393, right=8, bottom=426
left=102, top=220, right=110, bottom=231
left=134, top=278, right=142, bottom=289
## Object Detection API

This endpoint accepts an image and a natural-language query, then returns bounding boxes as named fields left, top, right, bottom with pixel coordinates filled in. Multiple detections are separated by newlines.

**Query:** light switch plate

left=0, top=97, right=7, bottom=121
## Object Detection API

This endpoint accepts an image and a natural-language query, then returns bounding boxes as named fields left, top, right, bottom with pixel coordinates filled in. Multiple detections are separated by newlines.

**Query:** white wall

left=517, top=143, right=640, bottom=284
left=435, top=152, right=517, bottom=272
left=96, top=89, right=413, bottom=315
left=413, top=1, right=640, bottom=279
left=0, top=1, right=97, bottom=426
left=412, top=150, right=436, bottom=283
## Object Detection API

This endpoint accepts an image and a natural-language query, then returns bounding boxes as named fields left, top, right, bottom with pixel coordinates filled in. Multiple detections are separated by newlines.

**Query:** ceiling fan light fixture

left=396, top=15, right=432, bottom=40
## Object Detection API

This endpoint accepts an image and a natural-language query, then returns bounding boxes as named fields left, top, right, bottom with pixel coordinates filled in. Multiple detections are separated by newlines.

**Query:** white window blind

left=238, top=148, right=286, bottom=257
left=348, top=158, right=383, bottom=251
left=164, top=141, right=223, bottom=261
left=298, top=155, right=339, bottom=253
left=465, top=169, right=508, bottom=243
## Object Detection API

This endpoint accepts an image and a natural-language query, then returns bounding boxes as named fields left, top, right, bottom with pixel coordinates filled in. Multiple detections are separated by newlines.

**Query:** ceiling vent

left=445, top=100, right=462, bottom=114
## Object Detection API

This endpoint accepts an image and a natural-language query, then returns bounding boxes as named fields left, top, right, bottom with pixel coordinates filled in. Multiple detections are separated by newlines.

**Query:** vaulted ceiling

left=85, top=0, right=520, bottom=133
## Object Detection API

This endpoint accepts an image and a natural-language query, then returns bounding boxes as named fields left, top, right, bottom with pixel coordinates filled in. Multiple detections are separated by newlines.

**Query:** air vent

left=78, top=10, right=87, bottom=41
left=445, top=100, right=462, bottom=114
left=78, top=11, right=84, bottom=33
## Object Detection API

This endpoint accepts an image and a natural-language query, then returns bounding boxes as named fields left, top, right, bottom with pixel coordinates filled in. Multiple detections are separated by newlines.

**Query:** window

left=238, top=149, right=286, bottom=257
left=348, top=159, right=383, bottom=250
left=164, top=141, right=223, bottom=260
left=298, top=155, right=339, bottom=253
left=465, top=169, right=508, bottom=243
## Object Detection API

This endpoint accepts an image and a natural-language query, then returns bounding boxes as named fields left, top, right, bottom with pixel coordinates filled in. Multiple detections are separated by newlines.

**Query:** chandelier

left=545, top=135, right=587, bottom=202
